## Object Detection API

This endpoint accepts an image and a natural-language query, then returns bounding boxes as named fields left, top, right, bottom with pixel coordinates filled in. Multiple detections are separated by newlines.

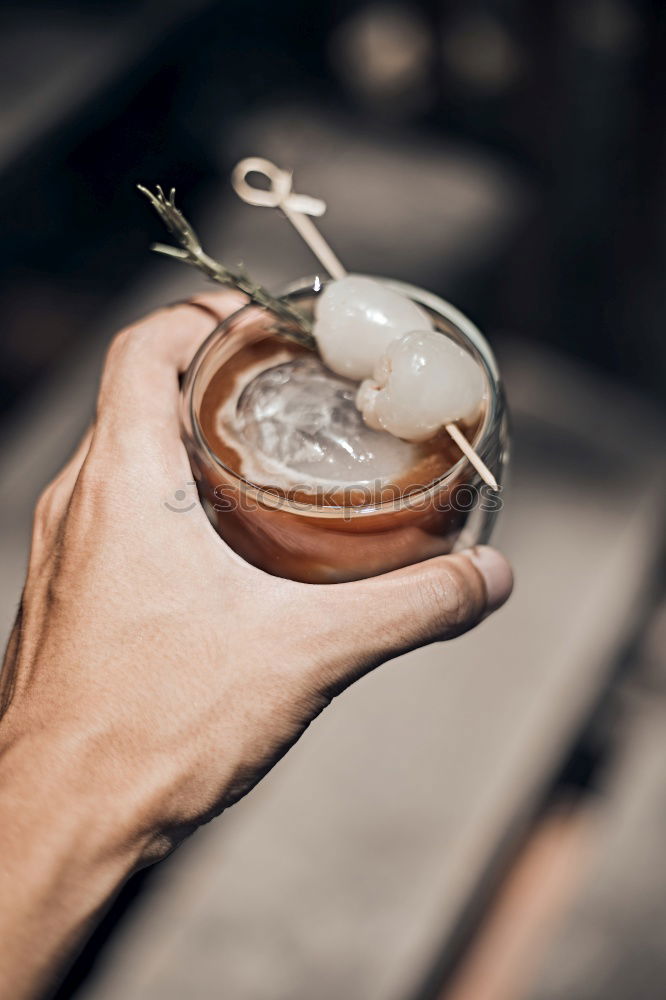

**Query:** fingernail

left=462, top=546, right=513, bottom=614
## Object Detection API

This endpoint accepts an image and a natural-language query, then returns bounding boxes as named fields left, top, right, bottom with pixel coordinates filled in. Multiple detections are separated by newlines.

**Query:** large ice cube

left=235, top=356, right=418, bottom=485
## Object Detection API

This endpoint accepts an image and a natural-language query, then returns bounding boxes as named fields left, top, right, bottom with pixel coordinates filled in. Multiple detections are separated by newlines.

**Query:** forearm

left=0, top=722, right=141, bottom=1000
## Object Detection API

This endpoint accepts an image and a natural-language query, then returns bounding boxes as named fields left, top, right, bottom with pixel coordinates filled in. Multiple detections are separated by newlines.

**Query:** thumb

left=314, top=547, right=513, bottom=689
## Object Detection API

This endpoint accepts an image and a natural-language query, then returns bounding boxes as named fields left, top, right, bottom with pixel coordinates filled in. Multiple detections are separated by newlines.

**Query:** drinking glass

left=181, top=276, right=508, bottom=583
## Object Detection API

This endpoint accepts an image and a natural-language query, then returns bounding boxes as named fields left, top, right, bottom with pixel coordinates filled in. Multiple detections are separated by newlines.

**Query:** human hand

left=0, top=290, right=512, bottom=894
left=1, top=292, right=512, bottom=861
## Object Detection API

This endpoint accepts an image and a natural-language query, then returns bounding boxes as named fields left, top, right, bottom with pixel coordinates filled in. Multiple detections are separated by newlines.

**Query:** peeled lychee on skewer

left=356, top=329, right=486, bottom=442
left=313, top=275, right=431, bottom=380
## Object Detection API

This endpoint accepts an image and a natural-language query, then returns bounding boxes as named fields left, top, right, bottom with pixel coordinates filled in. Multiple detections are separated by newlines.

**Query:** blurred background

left=0, top=1, right=665, bottom=999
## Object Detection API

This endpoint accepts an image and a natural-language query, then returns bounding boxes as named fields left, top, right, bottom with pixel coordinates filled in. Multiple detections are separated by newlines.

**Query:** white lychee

left=313, top=275, right=431, bottom=380
left=356, top=330, right=485, bottom=442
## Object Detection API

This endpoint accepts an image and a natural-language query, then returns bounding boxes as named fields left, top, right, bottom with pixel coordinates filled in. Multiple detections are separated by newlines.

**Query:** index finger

left=93, top=291, right=247, bottom=457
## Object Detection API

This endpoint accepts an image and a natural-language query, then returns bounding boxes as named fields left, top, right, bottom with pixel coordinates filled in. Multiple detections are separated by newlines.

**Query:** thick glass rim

left=183, top=275, right=501, bottom=518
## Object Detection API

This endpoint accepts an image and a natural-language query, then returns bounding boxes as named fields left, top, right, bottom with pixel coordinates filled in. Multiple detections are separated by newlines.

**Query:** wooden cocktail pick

left=232, top=158, right=346, bottom=280
left=443, top=421, right=498, bottom=492
left=231, top=157, right=499, bottom=491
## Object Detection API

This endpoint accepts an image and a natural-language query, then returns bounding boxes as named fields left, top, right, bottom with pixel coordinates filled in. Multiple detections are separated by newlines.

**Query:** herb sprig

left=138, top=185, right=315, bottom=349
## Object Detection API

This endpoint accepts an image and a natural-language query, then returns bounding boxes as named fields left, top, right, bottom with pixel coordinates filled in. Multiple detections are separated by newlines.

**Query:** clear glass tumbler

left=181, top=276, right=508, bottom=583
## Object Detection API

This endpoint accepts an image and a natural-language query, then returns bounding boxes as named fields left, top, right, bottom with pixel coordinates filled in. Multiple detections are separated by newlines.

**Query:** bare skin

left=0, top=292, right=513, bottom=999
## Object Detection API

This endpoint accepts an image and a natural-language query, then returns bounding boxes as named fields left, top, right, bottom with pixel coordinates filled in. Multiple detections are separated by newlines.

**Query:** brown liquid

left=188, top=329, right=487, bottom=583
left=199, top=336, right=482, bottom=505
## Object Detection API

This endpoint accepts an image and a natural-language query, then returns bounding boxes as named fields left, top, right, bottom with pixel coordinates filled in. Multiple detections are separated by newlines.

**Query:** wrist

left=0, top=714, right=146, bottom=877
left=0, top=718, right=149, bottom=997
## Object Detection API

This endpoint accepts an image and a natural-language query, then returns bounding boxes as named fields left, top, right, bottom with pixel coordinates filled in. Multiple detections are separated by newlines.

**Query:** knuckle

left=98, top=322, right=161, bottom=420
left=33, top=482, right=57, bottom=530
left=415, top=560, right=481, bottom=635
left=187, top=291, right=245, bottom=318
left=107, top=310, right=177, bottom=366
left=106, top=325, right=133, bottom=361
left=71, top=448, right=147, bottom=524
left=100, top=330, right=134, bottom=390
left=73, top=459, right=106, bottom=500
left=107, top=322, right=152, bottom=364
left=71, top=456, right=122, bottom=513
left=34, top=483, right=53, bottom=516
left=67, top=458, right=120, bottom=526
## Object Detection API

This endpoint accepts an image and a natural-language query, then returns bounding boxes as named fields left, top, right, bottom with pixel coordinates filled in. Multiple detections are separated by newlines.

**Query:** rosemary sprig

left=137, top=185, right=315, bottom=348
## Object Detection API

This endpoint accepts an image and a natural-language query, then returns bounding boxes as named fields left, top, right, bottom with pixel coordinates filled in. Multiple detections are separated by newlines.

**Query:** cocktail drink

left=181, top=276, right=507, bottom=583
left=139, top=163, right=508, bottom=582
